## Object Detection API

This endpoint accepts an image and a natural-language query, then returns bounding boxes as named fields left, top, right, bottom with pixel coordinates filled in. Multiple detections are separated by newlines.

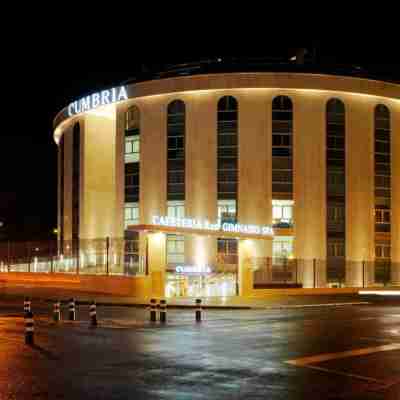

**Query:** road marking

left=264, top=302, right=370, bottom=310
left=298, top=364, right=384, bottom=384
left=286, top=343, right=400, bottom=366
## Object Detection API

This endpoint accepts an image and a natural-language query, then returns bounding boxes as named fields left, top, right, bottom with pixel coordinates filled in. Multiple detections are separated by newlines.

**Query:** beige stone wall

left=140, top=99, right=167, bottom=223
left=293, top=92, right=326, bottom=288
left=81, top=108, right=117, bottom=239
left=185, top=92, right=218, bottom=267
left=346, top=98, right=375, bottom=286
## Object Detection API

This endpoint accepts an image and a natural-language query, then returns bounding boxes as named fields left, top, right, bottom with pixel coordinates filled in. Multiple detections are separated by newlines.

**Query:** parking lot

left=0, top=297, right=399, bottom=399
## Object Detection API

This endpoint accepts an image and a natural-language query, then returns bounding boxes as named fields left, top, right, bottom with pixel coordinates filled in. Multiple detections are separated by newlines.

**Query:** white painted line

left=286, top=343, right=400, bottom=366
left=300, top=364, right=384, bottom=384
left=265, top=302, right=370, bottom=310
left=359, top=290, right=400, bottom=296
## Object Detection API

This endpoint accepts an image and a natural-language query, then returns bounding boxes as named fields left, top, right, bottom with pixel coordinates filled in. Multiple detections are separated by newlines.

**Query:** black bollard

left=160, top=300, right=167, bottom=324
left=195, top=299, right=202, bottom=323
left=24, top=297, right=31, bottom=316
left=53, top=301, right=61, bottom=323
left=89, top=301, right=97, bottom=327
left=150, top=299, right=157, bottom=322
left=25, top=311, right=34, bottom=345
left=68, top=298, right=76, bottom=321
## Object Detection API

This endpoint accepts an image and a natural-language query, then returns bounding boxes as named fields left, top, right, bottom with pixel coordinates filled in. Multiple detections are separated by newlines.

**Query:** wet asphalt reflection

left=0, top=298, right=399, bottom=399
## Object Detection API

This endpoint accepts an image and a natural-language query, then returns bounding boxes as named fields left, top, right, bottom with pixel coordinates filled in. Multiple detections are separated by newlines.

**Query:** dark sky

left=1, top=44, right=399, bottom=241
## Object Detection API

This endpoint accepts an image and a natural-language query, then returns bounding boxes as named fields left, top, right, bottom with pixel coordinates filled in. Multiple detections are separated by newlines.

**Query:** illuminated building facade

left=54, top=69, right=400, bottom=297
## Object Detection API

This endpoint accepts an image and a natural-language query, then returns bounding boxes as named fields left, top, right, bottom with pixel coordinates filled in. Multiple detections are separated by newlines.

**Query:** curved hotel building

left=54, top=62, right=400, bottom=298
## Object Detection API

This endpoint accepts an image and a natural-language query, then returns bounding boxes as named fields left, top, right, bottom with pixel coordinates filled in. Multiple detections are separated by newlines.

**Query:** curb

left=41, top=299, right=370, bottom=310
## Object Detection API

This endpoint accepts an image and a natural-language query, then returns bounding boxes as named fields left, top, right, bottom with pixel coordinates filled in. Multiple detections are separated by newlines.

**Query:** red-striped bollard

left=25, top=311, right=34, bottom=345
left=53, top=301, right=61, bottom=323
left=68, top=298, right=76, bottom=321
left=195, top=299, right=202, bottom=323
left=89, top=301, right=97, bottom=327
left=24, top=297, right=31, bottom=316
left=160, top=300, right=167, bottom=324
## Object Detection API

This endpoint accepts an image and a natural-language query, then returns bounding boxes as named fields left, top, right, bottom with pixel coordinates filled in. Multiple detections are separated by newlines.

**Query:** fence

left=251, top=257, right=397, bottom=288
left=0, top=239, right=397, bottom=287
left=0, top=238, right=145, bottom=276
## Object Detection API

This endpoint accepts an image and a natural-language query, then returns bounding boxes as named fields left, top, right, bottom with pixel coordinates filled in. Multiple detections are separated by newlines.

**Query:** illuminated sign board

left=67, top=86, right=129, bottom=117
left=175, top=265, right=212, bottom=274
left=152, top=216, right=274, bottom=236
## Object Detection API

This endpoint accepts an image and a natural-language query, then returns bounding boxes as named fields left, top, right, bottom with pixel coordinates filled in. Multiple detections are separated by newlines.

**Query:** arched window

left=124, top=106, right=141, bottom=207
left=217, top=96, right=238, bottom=201
left=126, top=106, right=140, bottom=134
left=374, top=104, right=391, bottom=282
left=375, top=104, right=391, bottom=205
left=167, top=100, right=186, bottom=201
left=326, top=99, right=346, bottom=283
left=72, top=123, right=81, bottom=263
left=272, top=96, right=293, bottom=197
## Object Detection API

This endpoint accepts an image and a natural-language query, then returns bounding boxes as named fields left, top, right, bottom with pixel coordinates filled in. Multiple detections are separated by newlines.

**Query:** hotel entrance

left=166, top=270, right=237, bottom=298
left=130, top=216, right=274, bottom=299
left=165, top=235, right=239, bottom=298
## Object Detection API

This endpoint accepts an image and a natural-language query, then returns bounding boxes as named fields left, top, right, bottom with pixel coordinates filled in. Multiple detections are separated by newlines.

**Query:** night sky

left=1, top=45, right=399, bottom=241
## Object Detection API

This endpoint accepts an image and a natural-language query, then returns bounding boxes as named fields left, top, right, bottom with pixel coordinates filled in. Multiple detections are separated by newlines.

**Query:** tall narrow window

left=217, top=96, right=238, bottom=201
left=375, top=104, right=391, bottom=283
left=72, top=123, right=80, bottom=260
left=217, top=96, right=238, bottom=294
left=167, top=100, right=186, bottom=201
left=124, top=106, right=141, bottom=274
left=125, top=106, right=140, bottom=205
left=326, top=99, right=346, bottom=284
left=272, top=96, right=293, bottom=198
left=59, top=136, right=65, bottom=254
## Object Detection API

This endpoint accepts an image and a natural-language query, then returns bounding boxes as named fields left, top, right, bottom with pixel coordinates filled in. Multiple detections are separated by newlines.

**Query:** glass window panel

left=273, top=206, right=282, bottom=219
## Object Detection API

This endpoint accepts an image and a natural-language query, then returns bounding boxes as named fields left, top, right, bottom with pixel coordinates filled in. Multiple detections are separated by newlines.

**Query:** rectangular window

left=375, top=244, right=391, bottom=259
left=272, top=200, right=294, bottom=226
left=124, top=203, right=139, bottom=229
left=167, top=201, right=185, bottom=219
left=125, top=135, right=140, bottom=163
left=218, top=200, right=236, bottom=223
left=166, top=235, right=185, bottom=265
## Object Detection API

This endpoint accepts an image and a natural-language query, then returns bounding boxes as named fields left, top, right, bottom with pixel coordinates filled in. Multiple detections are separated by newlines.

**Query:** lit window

left=167, top=201, right=185, bottom=219
left=125, top=136, right=140, bottom=163
left=272, top=200, right=294, bottom=227
left=124, top=203, right=139, bottom=228
left=218, top=200, right=236, bottom=223
left=166, top=235, right=185, bottom=265
left=273, top=237, right=294, bottom=260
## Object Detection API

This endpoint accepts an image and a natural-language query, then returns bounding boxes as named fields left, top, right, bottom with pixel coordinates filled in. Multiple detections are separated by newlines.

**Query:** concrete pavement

left=0, top=284, right=375, bottom=309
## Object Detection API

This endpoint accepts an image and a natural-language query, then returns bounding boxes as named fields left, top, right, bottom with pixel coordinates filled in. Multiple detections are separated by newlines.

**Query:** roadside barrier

left=150, top=299, right=157, bottom=322
left=195, top=299, right=202, bottom=322
left=53, top=301, right=61, bottom=323
left=69, top=298, right=76, bottom=321
left=160, top=299, right=167, bottom=324
left=89, top=301, right=97, bottom=327
left=24, top=297, right=31, bottom=315
left=25, top=311, right=34, bottom=345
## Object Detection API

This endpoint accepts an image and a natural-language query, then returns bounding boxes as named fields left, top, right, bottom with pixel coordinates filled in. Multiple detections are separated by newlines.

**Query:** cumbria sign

left=67, top=86, right=129, bottom=117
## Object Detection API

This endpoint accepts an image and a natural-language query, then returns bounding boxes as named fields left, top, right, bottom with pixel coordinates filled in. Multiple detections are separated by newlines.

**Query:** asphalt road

left=0, top=297, right=399, bottom=399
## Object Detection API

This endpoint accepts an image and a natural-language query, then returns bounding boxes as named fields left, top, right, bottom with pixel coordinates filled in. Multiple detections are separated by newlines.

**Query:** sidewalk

left=0, top=284, right=373, bottom=309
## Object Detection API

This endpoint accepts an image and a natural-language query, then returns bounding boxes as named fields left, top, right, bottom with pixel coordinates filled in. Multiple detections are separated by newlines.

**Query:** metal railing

left=250, top=257, right=397, bottom=288
left=0, top=238, right=145, bottom=276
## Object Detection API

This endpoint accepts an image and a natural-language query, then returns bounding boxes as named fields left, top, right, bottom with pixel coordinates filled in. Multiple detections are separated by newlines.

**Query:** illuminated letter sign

left=152, top=216, right=274, bottom=237
left=67, top=86, right=129, bottom=117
